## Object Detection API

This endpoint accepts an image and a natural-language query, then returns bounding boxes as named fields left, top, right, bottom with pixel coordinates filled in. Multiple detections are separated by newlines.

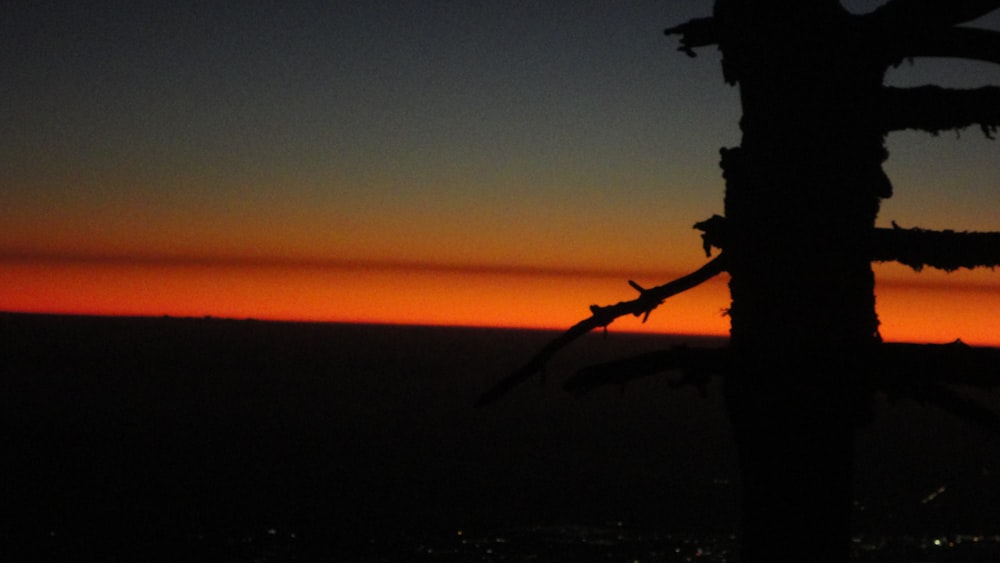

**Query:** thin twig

left=475, top=254, right=728, bottom=406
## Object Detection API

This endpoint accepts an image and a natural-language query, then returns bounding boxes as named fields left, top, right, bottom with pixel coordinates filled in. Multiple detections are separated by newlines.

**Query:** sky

left=2, top=1, right=1000, bottom=344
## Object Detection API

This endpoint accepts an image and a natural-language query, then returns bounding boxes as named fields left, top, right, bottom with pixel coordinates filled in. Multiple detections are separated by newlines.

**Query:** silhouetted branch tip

left=475, top=255, right=728, bottom=406
left=664, top=17, right=718, bottom=57
left=694, top=214, right=728, bottom=257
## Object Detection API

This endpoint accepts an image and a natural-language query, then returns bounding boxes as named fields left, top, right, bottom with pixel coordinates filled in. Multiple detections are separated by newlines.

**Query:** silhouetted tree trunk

left=664, top=5, right=1000, bottom=557
left=480, top=3, right=1000, bottom=562
left=715, top=3, right=882, bottom=561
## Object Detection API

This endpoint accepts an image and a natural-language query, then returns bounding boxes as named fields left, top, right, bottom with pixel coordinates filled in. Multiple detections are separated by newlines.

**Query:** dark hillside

left=1, top=313, right=735, bottom=557
left=2, top=313, right=998, bottom=560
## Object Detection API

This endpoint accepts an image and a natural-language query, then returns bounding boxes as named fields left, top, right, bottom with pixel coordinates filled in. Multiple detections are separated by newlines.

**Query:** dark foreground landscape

left=2, top=313, right=999, bottom=561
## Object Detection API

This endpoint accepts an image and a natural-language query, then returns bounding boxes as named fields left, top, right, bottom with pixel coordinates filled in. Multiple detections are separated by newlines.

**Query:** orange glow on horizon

left=2, top=258, right=998, bottom=345
left=875, top=283, right=1000, bottom=346
left=1, top=258, right=729, bottom=335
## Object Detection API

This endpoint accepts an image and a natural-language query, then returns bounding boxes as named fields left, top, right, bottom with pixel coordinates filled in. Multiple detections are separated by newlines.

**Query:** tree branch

left=880, top=85, right=1000, bottom=136
left=877, top=340, right=1000, bottom=389
left=475, top=254, right=728, bottom=406
left=566, top=341, right=1000, bottom=435
left=696, top=214, right=1000, bottom=271
left=870, top=0, right=1000, bottom=33
left=888, top=26, right=1000, bottom=66
left=666, top=13, right=1000, bottom=68
left=876, top=341, right=1000, bottom=434
left=563, top=345, right=728, bottom=397
left=872, top=222, right=1000, bottom=271
left=563, top=341, right=1000, bottom=400
left=664, top=17, right=718, bottom=57
left=916, top=383, right=1000, bottom=435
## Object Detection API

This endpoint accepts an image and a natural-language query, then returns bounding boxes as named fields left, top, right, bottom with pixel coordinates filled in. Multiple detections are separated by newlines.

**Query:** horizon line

left=4, top=309, right=993, bottom=347
left=0, top=309, right=732, bottom=339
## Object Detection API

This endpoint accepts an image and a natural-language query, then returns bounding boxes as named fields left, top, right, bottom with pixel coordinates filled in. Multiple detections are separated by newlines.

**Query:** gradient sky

left=3, top=1, right=1000, bottom=343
